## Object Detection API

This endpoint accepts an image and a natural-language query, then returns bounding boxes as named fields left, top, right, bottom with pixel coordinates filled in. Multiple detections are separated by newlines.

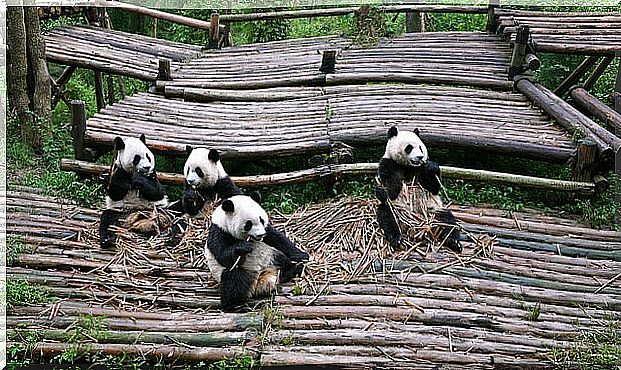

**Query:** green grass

left=6, top=279, right=55, bottom=309
left=551, top=318, right=621, bottom=369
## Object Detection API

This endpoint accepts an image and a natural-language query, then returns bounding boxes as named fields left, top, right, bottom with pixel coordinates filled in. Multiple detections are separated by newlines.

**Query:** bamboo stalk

left=60, top=159, right=596, bottom=194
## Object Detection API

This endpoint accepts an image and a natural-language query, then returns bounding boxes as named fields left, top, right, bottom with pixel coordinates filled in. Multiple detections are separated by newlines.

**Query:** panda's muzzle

left=247, top=233, right=266, bottom=242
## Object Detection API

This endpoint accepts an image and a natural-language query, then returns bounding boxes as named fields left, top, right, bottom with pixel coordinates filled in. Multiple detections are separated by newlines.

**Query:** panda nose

left=415, top=156, right=424, bottom=161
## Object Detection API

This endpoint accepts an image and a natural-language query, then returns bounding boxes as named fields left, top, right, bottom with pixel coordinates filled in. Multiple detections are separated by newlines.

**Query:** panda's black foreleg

left=207, top=224, right=253, bottom=268
left=132, top=172, right=166, bottom=201
left=180, top=185, right=207, bottom=216
left=264, top=225, right=309, bottom=262
left=435, top=209, right=462, bottom=253
left=220, top=268, right=255, bottom=312
left=377, top=201, right=402, bottom=248
left=273, top=251, right=304, bottom=283
left=99, top=209, right=122, bottom=249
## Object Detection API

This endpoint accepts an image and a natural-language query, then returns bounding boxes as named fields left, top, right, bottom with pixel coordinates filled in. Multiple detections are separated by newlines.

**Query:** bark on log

left=104, top=2, right=216, bottom=30
left=7, top=7, right=35, bottom=146
left=571, top=87, right=621, bottom=134
left=24, top=6, right=52, bottom=130
left=583, top=55, right=615, bottom=91
left=60, top=159, right=596, bottom=194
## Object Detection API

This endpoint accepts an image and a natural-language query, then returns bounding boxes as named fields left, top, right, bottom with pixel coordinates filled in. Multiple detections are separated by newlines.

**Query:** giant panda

left=99, top=134, right=169, bottom=248
left=206, top=194, right=309, bottom=312
left=176, top=146, right=243, bottom=216
left=375, top=126, right=462, bottom=253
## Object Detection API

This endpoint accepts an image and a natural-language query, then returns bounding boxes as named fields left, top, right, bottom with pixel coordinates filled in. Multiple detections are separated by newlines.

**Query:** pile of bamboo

left=158, top=32, right=513, bottom=91
left=496, top=9, right=621, bottom=55
left=45, top=25, right=202, bottom=81
left=7, top=189, right=621, bottom=366
left=83, top=84, right=575, bottom=162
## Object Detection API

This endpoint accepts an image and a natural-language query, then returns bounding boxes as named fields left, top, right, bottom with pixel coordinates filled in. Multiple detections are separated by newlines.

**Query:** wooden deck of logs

left=496, top=9, right=621, bottom=55
left=78, top=84, right=576, bottom=162
left=157, top=32, right=513, bottom=91
left=45, top=25, right=202, bottom=81
left=7, top=189, right=621, bottom=368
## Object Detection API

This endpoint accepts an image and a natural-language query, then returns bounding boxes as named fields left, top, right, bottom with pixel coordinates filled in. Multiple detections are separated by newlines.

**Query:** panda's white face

left=115, top=137, right=156, bottom=175
left=184, top=148, right=227, bottom=189
left=212, top=195, right=269, bottom=242
left=383, top=128, right=428, bottom=167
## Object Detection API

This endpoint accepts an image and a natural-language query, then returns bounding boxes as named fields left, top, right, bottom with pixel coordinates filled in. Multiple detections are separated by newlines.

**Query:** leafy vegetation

left=6, top=279, right=55, bottom=309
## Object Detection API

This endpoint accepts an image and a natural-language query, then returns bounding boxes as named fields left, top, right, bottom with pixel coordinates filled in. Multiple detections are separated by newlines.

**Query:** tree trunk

left=6, top=6, right=34, bottom=143
left=24, top=6, right=52, bottom=142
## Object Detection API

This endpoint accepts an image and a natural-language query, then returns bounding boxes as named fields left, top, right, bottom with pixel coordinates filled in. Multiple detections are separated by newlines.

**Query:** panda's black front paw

left=289, top=249, right=310, bottom=262
left=445, top=238, right=462, bottom=254
left=387, top=233, right=403, bottom=249
left=100, top=232, right=117, bottom=249
left=235, top=244, right=253, bottom=256
left=131, top=172, right=148, bottom=189
left=375, top=186, right=388, bottom=202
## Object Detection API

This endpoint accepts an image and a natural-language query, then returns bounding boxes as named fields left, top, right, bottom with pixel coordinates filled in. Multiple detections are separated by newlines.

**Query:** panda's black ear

left=413, top=128, right=420, bottom=137
left=114, top=137, right=125, bottom=151
left=185, top=145, right=193, bottom=155
left=222, top=199, right=235, bottom=213
left=387, top=126, right=398, bottom=140
left=249, top=191, right=262, bottom=204
left=139, top=134, right=146, bottom=144
left=208, top=149, right=220, bottom=162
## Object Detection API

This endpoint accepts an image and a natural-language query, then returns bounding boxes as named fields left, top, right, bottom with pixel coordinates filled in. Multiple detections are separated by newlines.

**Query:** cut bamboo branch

left=570, top=87, right=621, bottom=134
left=60, top=159, right=596, bottom=194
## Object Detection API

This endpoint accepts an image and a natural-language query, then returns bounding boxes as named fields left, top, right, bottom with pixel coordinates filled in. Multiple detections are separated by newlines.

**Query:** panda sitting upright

left=99, top=134, right=169, bottom=248
left=177, top=146, right=243, bottom=216
left=206, top=194, right=309, bottom=312
left=375, top=126, right=462, bottom=253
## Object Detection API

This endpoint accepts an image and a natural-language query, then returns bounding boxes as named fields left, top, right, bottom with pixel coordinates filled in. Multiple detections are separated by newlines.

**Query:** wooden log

left=173, top=86, right=324, bottom=102
left=208, top=13, right=219, bottom=49
left=485, top=0, right=499, bottom=32
left=583, top=55, right=615, bottom=91
left=319, top=50, right=337, bottom=74
left=616, top=57, right=621, bottom=115
left=515, top=77, right=615, bottom=158
left=553, top=56, right=599, bottom=96
left=525, top=53, right=540, bottom=71
left=572, top=139, right=597, bottom=183
left=60, top=159, right=597, bottom=194
left=13, top=342, right=253, bottom=362
left=523, top=42, right=620, bottom=56
left=157, top=59, right=172, bottom=81
left=405, top=12, right=425, bottom=33
left=104, top=1, right=216, bottom=31
left=509, top=26, right=529, bottom=79
left=93, top=70, right=106, bottom=111
left=106, top=74, right=114, bottom=105
left=570, top=87, right=621, bottom=133
left=70, top=100, right=89, bottom=161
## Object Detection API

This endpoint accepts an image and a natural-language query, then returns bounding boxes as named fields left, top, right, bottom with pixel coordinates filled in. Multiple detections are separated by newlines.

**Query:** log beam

left=157, top=59, right=172, bottom=81
left=93, top=70, right=105, bottom=111
left=570, top=87, right=621, bottom=134
left=572, top=139, right=597, bottom=183
left=60, top=159, right=596, bottom=195
left=70, top=100, right=90, bottom=161
left=509, top=26, right=529, bottom=80
left=405, top=12, right=424, bottom=33
left=553, top=56, right=599, bottom=97
left=583, top=55, right=615, bottom=91
left=208, top=13, right=220, bottom=49
left=485, top=0, right=500, bottom=33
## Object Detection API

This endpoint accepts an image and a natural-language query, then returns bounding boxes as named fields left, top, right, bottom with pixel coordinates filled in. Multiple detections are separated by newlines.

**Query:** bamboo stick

left=60, top=159, right=596, bottom=194
left=570, top=87, right=621, bottom=133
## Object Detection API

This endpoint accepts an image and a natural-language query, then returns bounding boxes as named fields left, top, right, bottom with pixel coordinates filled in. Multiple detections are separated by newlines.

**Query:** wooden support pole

left=583, top=55, right=615, bottom=91
left=570, top=87, right=621, bottom=134
left=93, top=70, right=105, bottom=111
left=51, top=65, right=76, bottom=109
left=525, top=54, right=540, bottom=71
left=405, top=12, right=424, bottom=33
left=151, top=17, right=158, bottom=38
left=615, top=57, right=621, bottom=115
left=515, top=77, right=616, bottom=164
left=60, top=159, right=597, bottom=195
left=509, top=26, right=529, bottom=80
left=485, top=0, right=500, bottom=33
left=553, top=56, right=599, bottom=97
left=319, top=50, right=337, bottom=74
left=157, top=59, right=172, bottom=81
left=106, top=74, right=114, bottom=105
left=572, top=139, right=597, bottom=183
left=208, top=13, right=220, bottom=49
left=70, top=100, right=89, bottom=161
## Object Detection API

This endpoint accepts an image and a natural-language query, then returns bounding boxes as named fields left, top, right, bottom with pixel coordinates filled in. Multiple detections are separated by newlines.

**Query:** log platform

left=44, top=25, right=202, bottom=81
left=81, top=84, right=576, bottom=162
left=496, top=9, right=621, bottom=55
left=7, top=189, right=621, bottom=367
left=157, top=32, right=514, bottom=91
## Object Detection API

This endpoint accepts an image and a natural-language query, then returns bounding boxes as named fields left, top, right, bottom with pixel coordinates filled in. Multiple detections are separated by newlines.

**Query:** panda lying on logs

left=375, top=126, right=462, bottom=253
left=99, top=134, right=175, bottom=248
left=174, top=146, right=243, bottom=216
left=206, top=193, right=309, bottom=312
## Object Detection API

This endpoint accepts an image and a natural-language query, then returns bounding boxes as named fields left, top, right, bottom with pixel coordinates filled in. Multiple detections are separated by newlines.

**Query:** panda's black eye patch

left=405, top=144, right=413, bottom=154
left=244, top=220, right=253, bottom=232
left=259, top=217, right=265, bottom=225
left=133, top=155, right=141, bottom=166
left=195, top=168, right=204, bottom=178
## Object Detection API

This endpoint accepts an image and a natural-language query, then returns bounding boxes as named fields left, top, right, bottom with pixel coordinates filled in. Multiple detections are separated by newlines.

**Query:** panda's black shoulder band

left=214, top=177, right=244, bottom=199
left=207, top=223, right=251, bottom=268
left=377, top=158, right=403, bottom=201
left=106, top=167, right=132, bottom=201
